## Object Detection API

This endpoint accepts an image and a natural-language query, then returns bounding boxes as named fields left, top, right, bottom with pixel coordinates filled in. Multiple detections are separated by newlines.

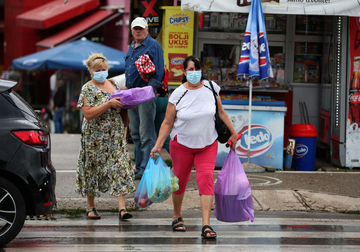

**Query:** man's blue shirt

left=125, top=35, right=165, bottom=89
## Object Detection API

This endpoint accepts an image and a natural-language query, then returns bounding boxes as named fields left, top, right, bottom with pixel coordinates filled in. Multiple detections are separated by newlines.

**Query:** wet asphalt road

left=51, top=134, right=360, bottom=198
left=3, top=211, right=360, bottom=251
left=2, top=134, right=359, bottom=250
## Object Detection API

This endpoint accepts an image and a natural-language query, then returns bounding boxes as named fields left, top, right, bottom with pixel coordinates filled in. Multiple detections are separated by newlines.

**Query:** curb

left=54, top=189, right=360, bottom=214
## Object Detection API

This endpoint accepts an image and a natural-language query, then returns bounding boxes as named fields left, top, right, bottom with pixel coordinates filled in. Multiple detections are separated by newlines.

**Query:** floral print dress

left=76, top=81, right=135, bottom=197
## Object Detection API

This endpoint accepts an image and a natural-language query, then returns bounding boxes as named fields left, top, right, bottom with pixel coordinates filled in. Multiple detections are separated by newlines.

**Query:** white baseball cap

left=131, top=17, right=148, bottom=29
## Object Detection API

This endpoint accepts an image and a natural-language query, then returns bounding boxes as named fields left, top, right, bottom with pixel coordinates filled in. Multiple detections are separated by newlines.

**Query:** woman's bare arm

left=151, top=103, right=176, bottom=154
left=217, top=96, right=238, bottom=149
left=81, top=94, right=125, bottom=120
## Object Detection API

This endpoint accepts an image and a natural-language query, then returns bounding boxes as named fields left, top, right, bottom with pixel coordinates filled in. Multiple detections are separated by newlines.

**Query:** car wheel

left=0, top=177, right=26, bottom=247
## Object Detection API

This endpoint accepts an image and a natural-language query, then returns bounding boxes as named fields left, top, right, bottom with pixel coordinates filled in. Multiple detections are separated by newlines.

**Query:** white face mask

left=93, top=70, right=108, bottom=83
left=186, top=70, right=202, bottom=84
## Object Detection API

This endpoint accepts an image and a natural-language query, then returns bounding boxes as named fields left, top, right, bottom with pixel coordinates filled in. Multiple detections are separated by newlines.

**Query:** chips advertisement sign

left=162, top=7, right=194, bottom=85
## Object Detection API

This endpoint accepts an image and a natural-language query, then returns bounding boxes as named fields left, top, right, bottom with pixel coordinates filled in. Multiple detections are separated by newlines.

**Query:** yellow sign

left=162, top=6, right=194, bottom=85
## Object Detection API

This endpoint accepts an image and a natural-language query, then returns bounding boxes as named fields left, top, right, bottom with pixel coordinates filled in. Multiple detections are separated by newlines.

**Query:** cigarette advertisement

left=162, top=7, right=194, bottom=85
left=139, top=0, right=164, bottom=28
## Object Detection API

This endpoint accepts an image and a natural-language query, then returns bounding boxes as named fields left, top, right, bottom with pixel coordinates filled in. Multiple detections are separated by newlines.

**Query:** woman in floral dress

left=76, top=53, right=135, bottom=220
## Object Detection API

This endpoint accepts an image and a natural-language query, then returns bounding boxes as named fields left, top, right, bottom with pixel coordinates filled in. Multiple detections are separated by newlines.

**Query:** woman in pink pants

left=151, top=56, right=237, bottom=239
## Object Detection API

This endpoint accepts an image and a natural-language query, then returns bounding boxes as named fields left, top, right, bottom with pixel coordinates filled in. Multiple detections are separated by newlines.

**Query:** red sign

left=349, top=17, right=360, bottom=126
left=350, top=92, right=360, bottom=104
left=139, top=0, right=164, bottom=28
left=141, top=0, right=158, bottom=16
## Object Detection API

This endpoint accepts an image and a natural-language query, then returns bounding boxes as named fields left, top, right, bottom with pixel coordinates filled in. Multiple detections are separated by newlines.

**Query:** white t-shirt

left=169, top=80, right=220, bottom=149
left=50, top=73, right=56, bottom=92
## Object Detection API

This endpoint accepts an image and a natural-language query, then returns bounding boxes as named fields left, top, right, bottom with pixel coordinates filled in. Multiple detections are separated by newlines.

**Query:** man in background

left=53, top=80, right=66, bottom=133
left=1, top=66, right=10, bottom=79
left=8, top=67, right=23, bottom=96
left=49, top=71, right=57, bottom=103
left=125, top=17, right=165, bottom=180
left=8, top=67, right=21, bottom=83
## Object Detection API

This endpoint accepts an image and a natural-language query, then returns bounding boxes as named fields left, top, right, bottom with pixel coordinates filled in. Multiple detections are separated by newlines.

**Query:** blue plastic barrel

left=289, top=124, right=318, bottom=171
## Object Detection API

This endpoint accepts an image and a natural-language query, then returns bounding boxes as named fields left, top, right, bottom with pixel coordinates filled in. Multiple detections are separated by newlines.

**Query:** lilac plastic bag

left=109, top=86, right=155, bottom=109
left=214, top=149, right=255, bottom=222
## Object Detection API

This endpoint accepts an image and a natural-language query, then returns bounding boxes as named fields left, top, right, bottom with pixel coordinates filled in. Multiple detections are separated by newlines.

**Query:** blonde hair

left=86, top=53, right=109, bottom=70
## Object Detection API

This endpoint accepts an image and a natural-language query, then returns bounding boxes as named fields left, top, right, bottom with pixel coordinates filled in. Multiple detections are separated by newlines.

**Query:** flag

left=237, top=0, right=273, bottom=80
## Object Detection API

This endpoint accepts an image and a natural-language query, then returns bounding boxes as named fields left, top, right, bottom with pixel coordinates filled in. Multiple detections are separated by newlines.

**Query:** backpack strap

left=176, top=90, right=188, bottom=106
left=208, top=80, right=219, bottom=113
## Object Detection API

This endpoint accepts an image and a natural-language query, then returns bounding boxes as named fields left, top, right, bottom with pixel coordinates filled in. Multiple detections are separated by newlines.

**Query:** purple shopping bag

left=214, top=149, right=255, bottom=222
left=110, top=86, right=155, bottom=109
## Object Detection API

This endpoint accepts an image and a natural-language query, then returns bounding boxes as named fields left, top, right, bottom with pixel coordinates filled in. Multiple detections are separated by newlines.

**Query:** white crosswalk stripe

left=4, top=214, right=360, bottom=251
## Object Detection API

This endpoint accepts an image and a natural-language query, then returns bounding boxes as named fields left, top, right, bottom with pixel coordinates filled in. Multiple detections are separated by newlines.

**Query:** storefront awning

left=16, top=0, right=100, bottom=29
left=36, top=9, right=119, bottom=49
left=181, top=0, right=360, bottom=16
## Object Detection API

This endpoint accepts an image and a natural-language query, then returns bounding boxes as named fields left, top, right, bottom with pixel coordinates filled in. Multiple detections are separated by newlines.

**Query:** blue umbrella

left=237, top=0, right=273, bottom=163
left=12, top=38, right=126, bottom=72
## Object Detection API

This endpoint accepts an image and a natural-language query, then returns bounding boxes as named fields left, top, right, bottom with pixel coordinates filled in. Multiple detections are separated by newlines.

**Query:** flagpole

left=247, top=78, right=252, bottom=163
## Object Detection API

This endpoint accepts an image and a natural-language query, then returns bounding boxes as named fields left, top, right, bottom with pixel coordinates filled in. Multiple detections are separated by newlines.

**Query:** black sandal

left=86, top=208, right=101, bottom=220
left=201, top=225, right=217, bottom=239
left=119, top=209, right=133, bottom=220
left=172, top=217, right=186, bottom=232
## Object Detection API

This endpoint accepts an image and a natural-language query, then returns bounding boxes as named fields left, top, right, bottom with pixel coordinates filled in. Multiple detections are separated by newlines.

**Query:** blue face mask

left=186, top=70, right=202, bottom=85
left=93, top=70, right=108, bottom=83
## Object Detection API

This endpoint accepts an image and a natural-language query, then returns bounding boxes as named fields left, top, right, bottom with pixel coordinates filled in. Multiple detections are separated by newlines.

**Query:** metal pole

left=247, top=78, right=252, bottom=163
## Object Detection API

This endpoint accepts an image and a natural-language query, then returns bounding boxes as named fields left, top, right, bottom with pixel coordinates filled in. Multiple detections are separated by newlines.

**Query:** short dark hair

left=183, top=55, right=202, bottom=70
left=181, top=55, right=204, bottom=83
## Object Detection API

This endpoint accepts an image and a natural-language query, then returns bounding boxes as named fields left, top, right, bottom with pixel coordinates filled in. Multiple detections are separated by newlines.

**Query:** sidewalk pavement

left=52, top=134, right=360, bottom=214
left=56, top=187, right=360, bottom=214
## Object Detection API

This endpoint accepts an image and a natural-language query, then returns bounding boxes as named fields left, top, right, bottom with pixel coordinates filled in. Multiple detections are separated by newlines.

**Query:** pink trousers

left=170, top=137, right=218, bottom=195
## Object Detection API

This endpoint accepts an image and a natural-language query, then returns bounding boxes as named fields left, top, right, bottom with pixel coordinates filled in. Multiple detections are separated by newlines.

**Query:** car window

left=8, top=91, right=39, bottom=122
left=0, top=94, right=22, bottom=118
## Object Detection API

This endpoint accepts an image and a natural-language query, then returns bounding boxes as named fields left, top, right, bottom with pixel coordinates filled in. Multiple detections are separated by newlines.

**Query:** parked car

left=0, top=79, right=56, bottom=247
